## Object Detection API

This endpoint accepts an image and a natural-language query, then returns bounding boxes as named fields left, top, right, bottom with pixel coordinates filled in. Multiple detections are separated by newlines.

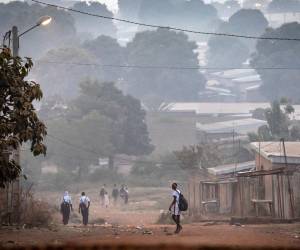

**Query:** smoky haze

left=1, top=0, right=300, bottom=239
left=5, top=0, right=299, bottom=188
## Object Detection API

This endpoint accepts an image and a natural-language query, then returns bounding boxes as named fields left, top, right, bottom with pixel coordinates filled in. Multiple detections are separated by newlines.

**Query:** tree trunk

left=108, top=155, right=114, bottom=170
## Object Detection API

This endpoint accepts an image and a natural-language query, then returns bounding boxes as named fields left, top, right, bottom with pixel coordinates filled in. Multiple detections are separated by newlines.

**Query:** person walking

left=99, top=185, right=106, bottom=207
left=79, top=192, right=90, bottom=226
left=60, top=191, right=73, bottom=225
left=112, top=184, right=119, bottom=206
left=120, top=185, right=129, bottom=205
left=168, top=183, right=182, bottom=234
left=104, top=191, right=109, bottom=208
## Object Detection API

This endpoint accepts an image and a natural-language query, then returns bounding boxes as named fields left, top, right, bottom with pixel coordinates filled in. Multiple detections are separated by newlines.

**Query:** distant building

left=197, top=118, right=267, bottom=142
left=159, top=102, right=270, bottom=116
left=208, top=69, right=263, bottom=102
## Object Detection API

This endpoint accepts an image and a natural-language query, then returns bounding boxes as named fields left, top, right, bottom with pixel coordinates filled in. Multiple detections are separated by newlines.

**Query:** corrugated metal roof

left=232, top=75, right=261, bottom=83
left=196, top=118, right=267, bottom=134
left=159, top=102, right=271, bottom=114
left=208, top=161, right=255, bottom=176
left=212, top=69, right=256, bottom=79
left=251, top=141, right=300, bottom=164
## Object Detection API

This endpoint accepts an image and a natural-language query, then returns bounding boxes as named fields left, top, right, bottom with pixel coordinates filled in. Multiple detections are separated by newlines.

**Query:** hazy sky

left=0, top=0, right=233, bottom=10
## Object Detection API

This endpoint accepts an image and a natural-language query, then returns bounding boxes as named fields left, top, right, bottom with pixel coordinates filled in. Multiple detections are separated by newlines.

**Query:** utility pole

left=281, top=138, right=295, bottom=219
left=12, top=26, right=19, bottom=57
left=11, top=25, right=21, bottom=224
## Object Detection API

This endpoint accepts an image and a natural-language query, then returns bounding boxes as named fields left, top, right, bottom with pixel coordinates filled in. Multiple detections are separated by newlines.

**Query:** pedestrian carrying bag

left=177, top=190, right=188, bottom=211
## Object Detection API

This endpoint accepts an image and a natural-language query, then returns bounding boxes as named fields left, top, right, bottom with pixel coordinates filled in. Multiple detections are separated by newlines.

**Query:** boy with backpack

left=60, top=191, right=73, bottom=225
left=79, top=192, right=90, bottom=226
left=169, top=183, right=188, bottom=234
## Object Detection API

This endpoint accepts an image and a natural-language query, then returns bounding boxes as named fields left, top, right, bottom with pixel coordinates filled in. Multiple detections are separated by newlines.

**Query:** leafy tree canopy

left=0, top=49, right=47, bottom=187
left=174, top=144, right=221, bottom=170
left=42, top=80, right=153, bottom=171
left=119, top=0, right=219, bottom=34
left=207, top=8, right=268, bottom=67
left=71, top=1, right=117, bottom=38
left=84, top=36, right=126, bottom=82
left=207, top=36, right=249, bottom=67
left=251, top=22, right=300, bottom=101
left=32, top=47, right=102, bottom=100
left=227, top=9, right=268, bottom=37
left=125, top=29, right=206, bottom=105
left=248, top=100, right=300, bottom=141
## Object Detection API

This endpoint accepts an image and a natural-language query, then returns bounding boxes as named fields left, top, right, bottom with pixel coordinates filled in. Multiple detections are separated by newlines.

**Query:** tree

left=268, top=0, right=300, bottom=13
left=0, top=2, right=77, bottom=58
left=71, top=1, right=117, bottom=39
left=84, top=36, right=126, bottom=82
left=178, top=0, right=218, bottom=31
left=0, top=49, right=47, bottom=187
left=46, top=80, right=153, bottom=171
left=207, top=36, right=249, bottom=67
left=174, top=144, right=220, bottom=170
left=265, top=100, right=289, bottom=138
left=32, top=47, right=102, bottom=100
left=227, top=9, right=268, bottom=38
left=251, top=23, right=300, bottom=101
left=137, top=0, right=218, bottom=33
left=248, top=101, right=295, bottom=141
left=207, top=9, right=268, bottom=67
left=124, top=29, right=206, bottom=105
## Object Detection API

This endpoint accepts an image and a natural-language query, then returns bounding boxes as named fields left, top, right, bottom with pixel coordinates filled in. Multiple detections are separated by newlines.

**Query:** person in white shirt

left=168, top=183, right=182, bottom=234
left=78, top=192, right=90, bottom=226
left=104, top=191, right=109, bottom=208
left=60, top=191, right=73, bottom=225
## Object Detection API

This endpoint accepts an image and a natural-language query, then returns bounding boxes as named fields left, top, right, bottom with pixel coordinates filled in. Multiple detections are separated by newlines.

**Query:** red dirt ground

left=0, top=222, right=299, bottom=248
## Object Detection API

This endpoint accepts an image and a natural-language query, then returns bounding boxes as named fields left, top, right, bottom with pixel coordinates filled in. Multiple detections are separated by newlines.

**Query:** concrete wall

left=146, top=111, right=197, bottom=155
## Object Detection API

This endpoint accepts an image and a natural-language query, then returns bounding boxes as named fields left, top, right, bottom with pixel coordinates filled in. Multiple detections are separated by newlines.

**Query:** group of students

left=99, top=184, right=129, bottom=207
left=60, top=191, right=91, bottom=225
left=61, top=183, right=185, bottom=234
left=60, top=184, right=129, bottom=226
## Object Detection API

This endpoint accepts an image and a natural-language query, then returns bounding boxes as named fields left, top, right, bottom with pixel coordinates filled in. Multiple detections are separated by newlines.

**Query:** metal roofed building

left=197, top=118, right=267, bottom=142
left=208, top=161, right=255, bottom=176
left=159, top=102, right=270, bottom=115
left=250, top=141, right=300, bottom=165
left=197, top=118, right=267, bottom=134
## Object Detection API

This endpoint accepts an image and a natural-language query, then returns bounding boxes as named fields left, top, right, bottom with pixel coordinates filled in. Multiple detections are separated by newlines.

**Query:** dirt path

left=0, top=223, right=299, bottom=248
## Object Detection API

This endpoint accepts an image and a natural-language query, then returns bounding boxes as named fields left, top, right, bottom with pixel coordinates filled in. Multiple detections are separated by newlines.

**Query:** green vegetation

left=249, top=100, right=300, bottom=141
left=0, top=49, right=46, bottom=187
left=251, top=22, right=300, bottom=102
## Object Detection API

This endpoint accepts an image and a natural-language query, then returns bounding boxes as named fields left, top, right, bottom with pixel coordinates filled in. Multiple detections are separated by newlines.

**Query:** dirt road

left=2, top=189, right=298, bottom=248
left=0, top=223, right=299, bottom=248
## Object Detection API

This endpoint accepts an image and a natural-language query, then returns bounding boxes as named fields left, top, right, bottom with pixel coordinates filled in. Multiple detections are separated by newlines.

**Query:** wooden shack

left=235, top=142, right=300, bottom=219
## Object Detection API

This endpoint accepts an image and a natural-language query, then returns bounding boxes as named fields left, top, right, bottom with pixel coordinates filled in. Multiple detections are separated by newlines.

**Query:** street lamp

left=11, top=15, right=52, bottom=57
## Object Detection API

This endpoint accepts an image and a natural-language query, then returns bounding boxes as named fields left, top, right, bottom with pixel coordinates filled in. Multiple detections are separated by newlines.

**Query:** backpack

left=177, top=190, right=188, bottom=211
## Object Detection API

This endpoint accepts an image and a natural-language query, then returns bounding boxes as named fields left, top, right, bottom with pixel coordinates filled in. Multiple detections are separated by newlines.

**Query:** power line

left=32, top=0, right=300, bottom=42
left=46, top=133, right=179, bottom=165
left=47, top=134, right=99, bottom=155
left=36, top=60, right=300, bottom=71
